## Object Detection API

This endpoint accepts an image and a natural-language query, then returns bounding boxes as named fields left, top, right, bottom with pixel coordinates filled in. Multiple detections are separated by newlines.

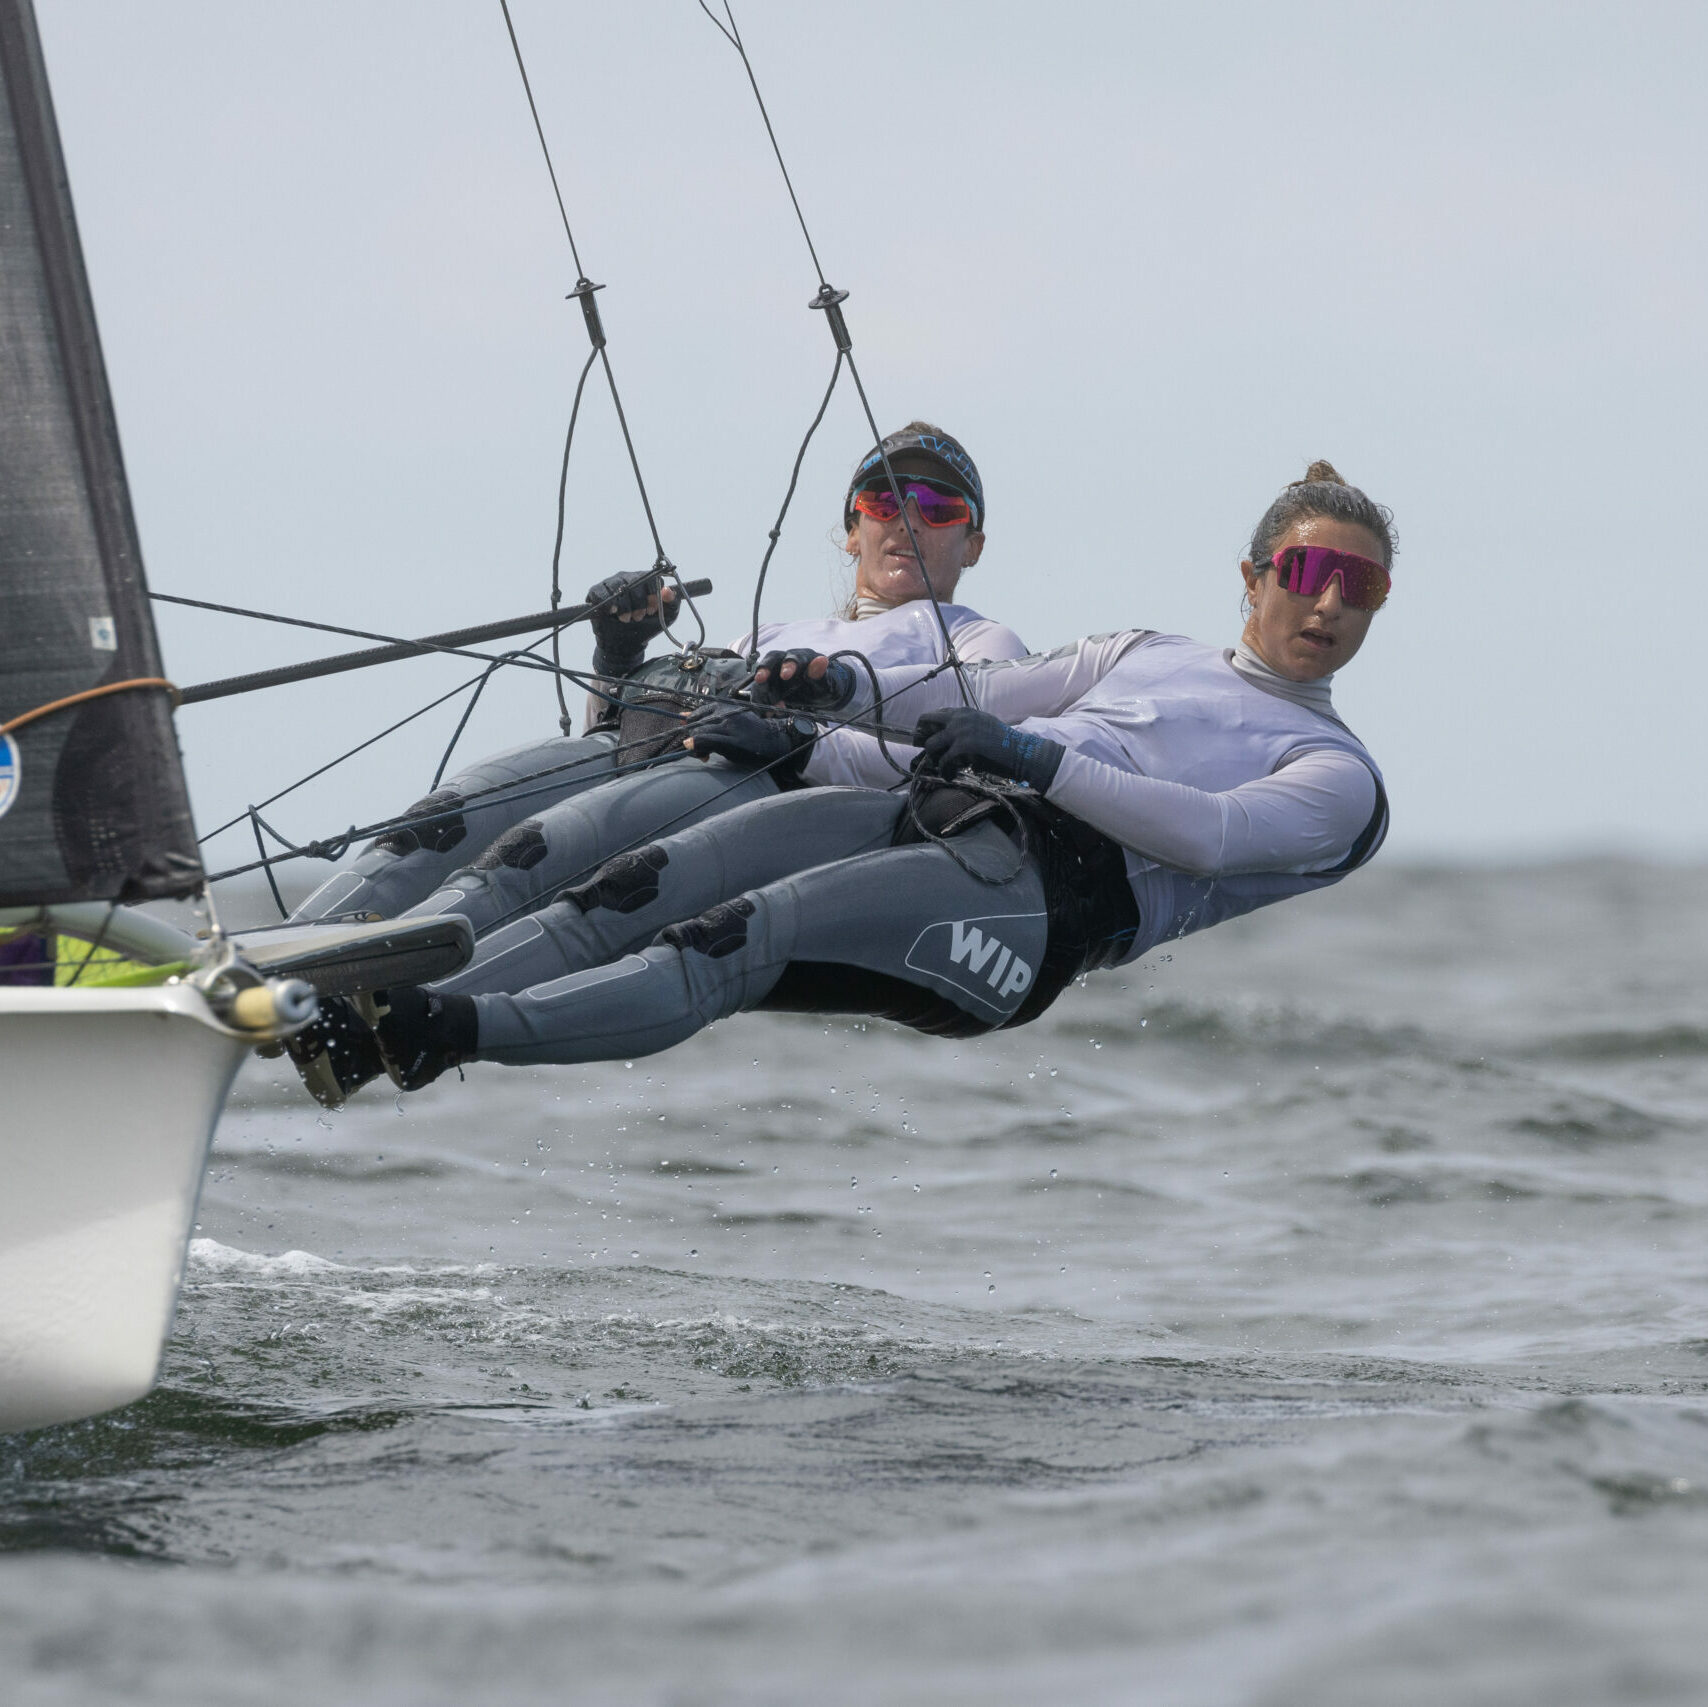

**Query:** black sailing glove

left=912, top=708, right=1066, bottom=793
left=747, top=648, right=857, bottom=710
left=685, top=705, right=818, bottom=783
left=586, top=568, right=679, bottom=678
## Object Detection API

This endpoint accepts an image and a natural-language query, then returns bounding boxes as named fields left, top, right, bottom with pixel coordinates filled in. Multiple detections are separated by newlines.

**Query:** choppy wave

left=6, top=862, right=1708, bottom=1702
left=1525, top=1024, right=1708, bottom=1061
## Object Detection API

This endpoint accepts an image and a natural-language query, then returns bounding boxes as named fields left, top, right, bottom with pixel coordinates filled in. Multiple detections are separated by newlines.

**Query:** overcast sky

left=32, top=0, right=1708, bottom=865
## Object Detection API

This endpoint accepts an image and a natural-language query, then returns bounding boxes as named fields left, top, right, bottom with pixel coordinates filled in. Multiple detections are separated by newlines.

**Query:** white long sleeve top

left=801, top=631, right=1387, bottom=958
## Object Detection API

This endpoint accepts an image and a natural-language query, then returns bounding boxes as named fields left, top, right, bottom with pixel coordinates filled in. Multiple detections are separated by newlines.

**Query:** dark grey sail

left=0, top=0, right=200, bottom=905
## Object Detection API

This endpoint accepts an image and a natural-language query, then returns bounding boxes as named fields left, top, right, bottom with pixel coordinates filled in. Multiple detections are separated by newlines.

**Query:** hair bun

left=1248, top=461, right=1395, bottom=570
left=1290, top=459, right=1346, bottom=488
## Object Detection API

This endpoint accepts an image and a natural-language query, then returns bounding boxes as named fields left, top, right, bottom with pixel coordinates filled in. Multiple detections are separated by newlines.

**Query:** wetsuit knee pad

left=560, top=844, right=669, bottom=915
left=656, top=897, right=755, bottom=959
left=373, top=788, right=468, bottom=857
left=473, top=818, right=550, bottom=872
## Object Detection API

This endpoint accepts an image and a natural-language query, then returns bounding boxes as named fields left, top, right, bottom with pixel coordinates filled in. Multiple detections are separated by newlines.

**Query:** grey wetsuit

left=433, top=786, right=1053, bottom=1064
left=421, top=627, right=1390, bottom=1072
left=291, top=728, right=622, bottom=925
left=292, top=598, right=1027, bottom=931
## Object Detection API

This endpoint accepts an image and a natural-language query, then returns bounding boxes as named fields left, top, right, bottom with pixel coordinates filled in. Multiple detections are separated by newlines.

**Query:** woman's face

left=847, top=493, right=985, bottom=606
left=1240, top=515, right=1385, bottom=682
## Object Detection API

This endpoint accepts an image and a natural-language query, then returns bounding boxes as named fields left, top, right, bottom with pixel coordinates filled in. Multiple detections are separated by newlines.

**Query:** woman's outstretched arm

left=1042, top=743, right=1379, bottom=876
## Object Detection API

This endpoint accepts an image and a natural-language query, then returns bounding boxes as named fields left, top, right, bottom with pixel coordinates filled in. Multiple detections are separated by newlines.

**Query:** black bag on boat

left=591, top=650, right=750, bottom=763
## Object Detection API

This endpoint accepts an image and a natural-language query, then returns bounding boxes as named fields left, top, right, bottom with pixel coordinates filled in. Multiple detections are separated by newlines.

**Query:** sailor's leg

left=468, top=821, right=1047, bottom=1066
left=432, top=786, right=905, bottom=997
left=400, top=755, right=785, bottom=941
left=290, top=732, right=620, bottom=922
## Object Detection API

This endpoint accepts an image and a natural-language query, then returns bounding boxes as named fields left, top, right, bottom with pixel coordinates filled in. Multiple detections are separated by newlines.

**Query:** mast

left=0, top=0, right=201, bottom=905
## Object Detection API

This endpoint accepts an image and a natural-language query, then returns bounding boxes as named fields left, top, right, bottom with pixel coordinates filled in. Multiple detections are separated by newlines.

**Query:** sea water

left=3, top=859, right=1706, bottom=1705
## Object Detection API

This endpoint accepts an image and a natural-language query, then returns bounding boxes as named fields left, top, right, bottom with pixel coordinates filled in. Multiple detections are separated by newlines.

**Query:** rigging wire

left=194, top=637, right=556, bottom=846
left=153, top=590, right=572, bottom=681
left=188, top=9, right=991, bottom=905
left=694, top=0, right=829, bottom=291
left=698, top=0, right=973, bottom=707
left=192, top=638, right=677, bottom=856
left=498, top=0, right=587, bottom=275
left=176, top=7, right=710, bottom=919
left=497, top=0, right=708, bottom=651
left=199, top=649, right=955, bottom=891
left=350, top=650, right=1015, bottom=947
left=204, top=702, right=739, bottom=892
left=431, top=646, right=544, bottom=789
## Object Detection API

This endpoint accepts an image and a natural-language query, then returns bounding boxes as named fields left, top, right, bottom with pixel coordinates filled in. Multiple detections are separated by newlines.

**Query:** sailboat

left=0, top=0, right=936, bottom=1432
left=0, top=0, right=473, bottom=1433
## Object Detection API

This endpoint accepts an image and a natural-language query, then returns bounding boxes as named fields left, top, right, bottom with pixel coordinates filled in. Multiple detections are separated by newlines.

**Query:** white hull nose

left=0, top=985, right=251, bottom=1432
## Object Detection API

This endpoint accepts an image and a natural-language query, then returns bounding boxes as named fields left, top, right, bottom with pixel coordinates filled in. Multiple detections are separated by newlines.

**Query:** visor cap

left=845, top=423, right=984, bottom=529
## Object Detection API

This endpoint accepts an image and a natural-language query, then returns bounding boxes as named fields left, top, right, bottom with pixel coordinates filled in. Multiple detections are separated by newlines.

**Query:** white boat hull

left=0, top=985, right=252, bottom=1432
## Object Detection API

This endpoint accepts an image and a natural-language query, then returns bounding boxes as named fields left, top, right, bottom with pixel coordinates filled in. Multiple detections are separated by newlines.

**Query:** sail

left=0, top=0, right=201, bottom=905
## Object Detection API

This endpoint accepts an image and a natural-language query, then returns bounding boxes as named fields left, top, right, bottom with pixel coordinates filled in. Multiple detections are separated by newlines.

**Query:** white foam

left=187, top=1239, right=347, bottom=1276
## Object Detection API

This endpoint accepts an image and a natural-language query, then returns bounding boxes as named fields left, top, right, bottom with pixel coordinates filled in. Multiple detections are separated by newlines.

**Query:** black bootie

left=285, top=995, right=388, bottom=1109
left=370, top=985, right=479, bottom=1092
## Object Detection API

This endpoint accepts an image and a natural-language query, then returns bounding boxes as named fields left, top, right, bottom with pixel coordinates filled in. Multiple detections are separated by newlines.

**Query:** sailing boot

left=369, top=985, right=479, bottom=1093
left=284, top=994, right=389, bottom=1109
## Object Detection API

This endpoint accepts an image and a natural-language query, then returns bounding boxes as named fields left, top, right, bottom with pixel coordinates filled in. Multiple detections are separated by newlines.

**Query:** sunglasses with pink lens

left=852, top=479, right=974, bottom=529
left=1271, top=544, right=1391, bottom=612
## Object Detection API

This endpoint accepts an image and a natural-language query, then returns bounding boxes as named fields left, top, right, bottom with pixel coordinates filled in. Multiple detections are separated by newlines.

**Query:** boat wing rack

left=229, top=914, right=475, bottom=997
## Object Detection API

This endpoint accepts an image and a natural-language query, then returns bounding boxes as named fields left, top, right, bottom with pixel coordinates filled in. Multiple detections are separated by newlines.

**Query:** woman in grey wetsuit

left=288, top=422, right=1023, bottom=935
left=305, top=461, right=1396, bottom=1103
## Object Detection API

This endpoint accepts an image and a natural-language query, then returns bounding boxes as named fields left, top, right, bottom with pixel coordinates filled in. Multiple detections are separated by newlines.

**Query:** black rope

left=746, top=349, right=844, bottom=667
left=697, top=0, right=971, bottom=706
left=244, top=807, right=363, bottom=916
left=902, top=771, right=1031, bottom=888
left=62, top=902, right=117, bottom=987
left=827, top=645, right=910, bottom=781
left=251, top=811, right=289, bottom=920
left=595, top=347, right=670, bottom=584
left=549, top=345, right=600, bottom=730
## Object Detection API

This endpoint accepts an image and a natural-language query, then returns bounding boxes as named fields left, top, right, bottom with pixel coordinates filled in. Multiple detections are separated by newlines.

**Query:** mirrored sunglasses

left=1271, top=544, right=1391, bottom=612
left=852, top=479, right=974, bottom=529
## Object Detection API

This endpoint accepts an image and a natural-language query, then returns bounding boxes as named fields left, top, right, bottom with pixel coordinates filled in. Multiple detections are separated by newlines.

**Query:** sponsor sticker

left=904, top=911, right=1045, bottom=1016
left=0, top=733, right=19, bottom=822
